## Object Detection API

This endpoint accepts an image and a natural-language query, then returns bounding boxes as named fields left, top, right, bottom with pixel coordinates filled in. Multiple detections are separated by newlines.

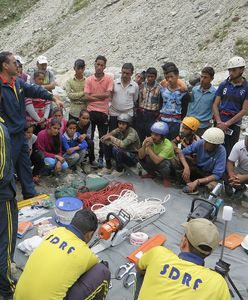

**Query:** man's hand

left=52, top=95, right=64, bottom=108
left=229, top=174, right=242, bottom=187
left=216, top=122, right=228, bottom=132
left=101, top=134, right=111, bottom=142
left=143, top=137, right=153, bottom=147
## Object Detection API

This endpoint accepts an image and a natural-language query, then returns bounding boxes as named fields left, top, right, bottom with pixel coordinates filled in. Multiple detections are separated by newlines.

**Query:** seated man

left=172, top=116, right=200, bottom=151
left=138, top=121, right=175, bottom=186
left=175, top=127, right=226, bottom=194
left=134, top=218, right=230, bottom=300
left=225, top=128, right=248, bottom=199
left=14, top=210, right=110, bottom=300
left=99, top=113, right=140, bottom=176
left=171, top=116, right=200, bottom=183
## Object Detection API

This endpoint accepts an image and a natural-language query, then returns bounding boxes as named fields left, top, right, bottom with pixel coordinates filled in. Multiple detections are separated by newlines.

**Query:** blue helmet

left=150, top=122, right=169, bottom=136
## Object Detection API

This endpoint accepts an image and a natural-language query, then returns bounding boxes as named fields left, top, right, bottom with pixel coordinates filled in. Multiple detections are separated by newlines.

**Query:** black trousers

left=30, top=149, right=44, bottom=176
left=11, top=132, right=36, bottom=199
left=139, top=156, right=171, bottom=178
left=85, top=137, right=96, bottom=163
left=89, top=111, right=108, bottom=159
left=0, top=199, right=18, bottom=298
left=224, top=124, right=240, bottom=157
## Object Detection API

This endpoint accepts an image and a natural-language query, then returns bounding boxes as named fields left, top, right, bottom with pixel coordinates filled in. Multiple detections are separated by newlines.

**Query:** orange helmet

left=182, top=117, right=200, bottom=132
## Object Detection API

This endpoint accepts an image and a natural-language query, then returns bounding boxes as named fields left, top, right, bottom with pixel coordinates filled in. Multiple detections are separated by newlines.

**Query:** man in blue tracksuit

left=0, top=51, right=63, bottom=199
left=0, top=81, right=17, bottom=300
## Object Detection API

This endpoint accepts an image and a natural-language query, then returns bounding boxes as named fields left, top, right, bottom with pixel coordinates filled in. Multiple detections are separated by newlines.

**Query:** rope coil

left=91, top=189, right=170, bottom=222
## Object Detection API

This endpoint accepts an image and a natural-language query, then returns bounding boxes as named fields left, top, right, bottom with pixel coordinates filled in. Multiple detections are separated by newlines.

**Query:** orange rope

left=76, top=181, right=134, bottom=209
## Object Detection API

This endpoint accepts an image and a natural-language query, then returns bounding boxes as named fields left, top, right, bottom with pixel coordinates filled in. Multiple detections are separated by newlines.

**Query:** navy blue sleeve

left=215, top=81, right=225, bottom=97
left=61, top=135, right=70, bottom=152
left=21, top=80, right=53, bottom=101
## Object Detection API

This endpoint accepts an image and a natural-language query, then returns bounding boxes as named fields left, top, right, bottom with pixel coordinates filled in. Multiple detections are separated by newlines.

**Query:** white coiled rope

left=91, top=189, right=170, bottom=222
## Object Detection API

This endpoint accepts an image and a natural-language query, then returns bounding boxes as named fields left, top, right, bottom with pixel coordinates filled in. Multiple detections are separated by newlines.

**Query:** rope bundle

left=77, top=181, right=134, bottom=209
left=91, top=189, right=170, bottom=222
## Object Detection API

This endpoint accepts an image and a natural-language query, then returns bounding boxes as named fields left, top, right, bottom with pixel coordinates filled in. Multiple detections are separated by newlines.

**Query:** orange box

left=220, top=233, right=244, bottom=250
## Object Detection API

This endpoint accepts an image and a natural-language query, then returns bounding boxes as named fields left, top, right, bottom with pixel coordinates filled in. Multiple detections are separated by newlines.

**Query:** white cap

left=37, top=55, right=48, bottom=64
left=14, top=55, right=25, bottom=65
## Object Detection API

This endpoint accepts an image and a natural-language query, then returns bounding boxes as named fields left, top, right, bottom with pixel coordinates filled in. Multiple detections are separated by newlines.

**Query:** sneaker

left=111, top=169, right=125, bottom=177
left=98, top=168, right=112, bottom=176
left=98, top=158, right=104, bottom=169
left=182, top=185, right=199, bottom=195
left=90, top=161, right=98, bottom=169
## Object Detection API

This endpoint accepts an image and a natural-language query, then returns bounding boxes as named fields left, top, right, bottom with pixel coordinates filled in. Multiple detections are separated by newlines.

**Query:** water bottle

left=210, top=198, right=224, bottom=220
left=215, top=198, right=224, bottom=209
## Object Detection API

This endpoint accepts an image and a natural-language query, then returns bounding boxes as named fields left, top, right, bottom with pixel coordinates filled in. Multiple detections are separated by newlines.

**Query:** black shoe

left=224, top=183, right=234, bottom=197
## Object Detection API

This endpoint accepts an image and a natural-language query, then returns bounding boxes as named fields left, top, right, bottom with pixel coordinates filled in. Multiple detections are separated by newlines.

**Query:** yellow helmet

left=182, top=116, right=200, bottom=132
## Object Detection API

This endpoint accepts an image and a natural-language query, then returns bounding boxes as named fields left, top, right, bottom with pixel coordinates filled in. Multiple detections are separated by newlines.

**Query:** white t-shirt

left=27, top=134, right=37, bottom=151
left=109, top=78, right=139, bottom=116
left=228, top=140, right=248, bottom=172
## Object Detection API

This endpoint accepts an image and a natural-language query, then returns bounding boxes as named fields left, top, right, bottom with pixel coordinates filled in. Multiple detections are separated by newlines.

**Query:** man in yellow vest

left=134, top=218, right=230, bottom=300
left=14, top=210, right=110, bottom=300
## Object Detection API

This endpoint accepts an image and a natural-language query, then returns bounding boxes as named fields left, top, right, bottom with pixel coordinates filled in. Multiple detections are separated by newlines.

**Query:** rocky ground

left=0, top=0, right=248, bottom=76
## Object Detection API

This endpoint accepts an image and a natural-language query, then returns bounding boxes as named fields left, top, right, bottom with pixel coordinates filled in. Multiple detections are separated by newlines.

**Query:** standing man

left=109, top=63, right=139, bottom=131
left=159, top=62, right=190, bottom=140
left=134, top=218, right=230, bottom=300
left=213, top=56, right=248, bottom=156
left=187, top=67, right=216, bottom=137
left=0, top=51, right=63, bottom=199
left=31, top=55, right=56, bottom=91
left=84, top=55, right=113, bottom=168
left=65, top=59, right=86, bottom=121
left=0, top=82, right=18, bottom=300
left=136, top=67, right=162, bottom=143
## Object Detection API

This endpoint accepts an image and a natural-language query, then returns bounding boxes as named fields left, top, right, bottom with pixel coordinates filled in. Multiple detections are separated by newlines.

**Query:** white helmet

left=241, top=235, right=248, bottom=253
left=227, top=56, right=246, bottom=69
left=202, top=127, right=225, bottom=145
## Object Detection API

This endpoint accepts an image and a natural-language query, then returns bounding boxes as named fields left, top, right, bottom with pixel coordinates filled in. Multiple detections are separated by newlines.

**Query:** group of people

left=0, top=49, right=247, bottom=299
left=12, top=53, right=248, bottom=198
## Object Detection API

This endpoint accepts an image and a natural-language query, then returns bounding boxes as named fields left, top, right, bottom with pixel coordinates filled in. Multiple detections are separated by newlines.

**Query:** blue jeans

left=44, top=157, right=69, bottom=171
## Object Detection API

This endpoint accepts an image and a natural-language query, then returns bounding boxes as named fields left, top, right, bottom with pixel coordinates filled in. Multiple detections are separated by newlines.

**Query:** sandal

left=182, top=185, right=199, bottom=195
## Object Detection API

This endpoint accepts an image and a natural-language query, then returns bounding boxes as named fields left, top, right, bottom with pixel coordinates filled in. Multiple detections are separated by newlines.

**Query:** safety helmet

left=241, top=235, right=248, bottom=253
left=150, top=121, right=169, bottom=136
left=202, top=127, right=225, bottom=144
left=227, top=56, right=246, bottom=69
left=117, top=113, right=132, bottom=125
left=182, top=116, right=200, bottom=132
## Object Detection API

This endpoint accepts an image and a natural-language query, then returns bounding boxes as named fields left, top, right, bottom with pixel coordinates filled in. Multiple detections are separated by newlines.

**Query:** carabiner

left=123, top=271, right=136, bottom=288
left=115, top=262, right=135, bottom=280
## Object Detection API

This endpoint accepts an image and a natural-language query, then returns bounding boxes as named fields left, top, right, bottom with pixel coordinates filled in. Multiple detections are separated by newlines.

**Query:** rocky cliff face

left=0, top=0, right=248, bottom=73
